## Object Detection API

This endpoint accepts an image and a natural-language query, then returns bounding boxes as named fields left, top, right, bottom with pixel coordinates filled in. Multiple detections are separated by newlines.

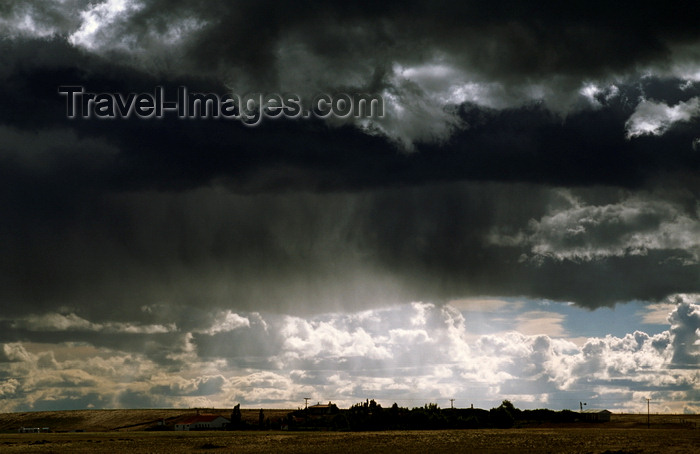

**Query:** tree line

left=283, top=400, right=579, bottom=431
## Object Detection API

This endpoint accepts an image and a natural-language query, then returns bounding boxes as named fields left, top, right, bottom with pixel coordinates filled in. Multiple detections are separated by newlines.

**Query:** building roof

left=177, top=414, right=229, bottom=425
left=309, top=401, right=335, bottom=408
left=581, top=409, right=611, bottom=414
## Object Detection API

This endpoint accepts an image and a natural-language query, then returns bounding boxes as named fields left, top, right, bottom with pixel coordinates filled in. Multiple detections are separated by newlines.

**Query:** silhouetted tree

left=489, top=401, right=516, bottom=428
left=230, top=404, right=242, bottom=430
left=499, top=400, right=521, bottom=419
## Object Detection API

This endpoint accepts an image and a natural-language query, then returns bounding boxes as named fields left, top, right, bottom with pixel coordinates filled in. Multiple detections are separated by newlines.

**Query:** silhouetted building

left=580, top=409, right=611, bottom=422
left=174, top=414, right=230, bottom=431
left=308, top=402, right=339, bottom=415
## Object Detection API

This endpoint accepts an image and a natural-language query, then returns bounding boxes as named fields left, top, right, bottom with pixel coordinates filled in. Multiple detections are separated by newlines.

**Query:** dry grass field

left=0, top=428, right=698, bottom=453
left=0, top=408, right=292, bottom=432
left=0, top=410, right=697, bottom=453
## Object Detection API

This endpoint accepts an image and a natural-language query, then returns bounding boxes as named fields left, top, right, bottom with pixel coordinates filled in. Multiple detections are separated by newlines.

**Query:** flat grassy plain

left=1, top=428, right=698, bottom=453
left=0, top=410, right=697, bottom=453
left=0, top=408, right=291, bottom=432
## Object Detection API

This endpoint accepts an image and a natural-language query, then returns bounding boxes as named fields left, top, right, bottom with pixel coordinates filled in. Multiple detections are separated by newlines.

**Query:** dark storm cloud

left=116, top=389, right=171, bottom=408
left=0, top=37, right=698, bottom=196
left=11, top=0, right=692, bottom=145
left=0, top=1, right=699, bottom=328
left=9, top=1, right=700, bottom=68
left=3, top=1, right=700, bottom=414
left=98, top=0, right=699, bottom=81
left=1, top=180, right=698, bottom=330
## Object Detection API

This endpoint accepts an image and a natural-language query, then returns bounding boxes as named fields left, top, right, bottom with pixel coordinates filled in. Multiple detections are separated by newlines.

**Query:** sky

left=0, top=0, right=698, bottom=414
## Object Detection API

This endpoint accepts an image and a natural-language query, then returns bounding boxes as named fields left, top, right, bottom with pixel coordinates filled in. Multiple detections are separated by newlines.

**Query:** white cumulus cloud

left=626, top=97, right=700, bottom=138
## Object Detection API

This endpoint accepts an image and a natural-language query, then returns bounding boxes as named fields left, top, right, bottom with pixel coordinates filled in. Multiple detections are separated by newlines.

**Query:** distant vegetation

left=284, top=400, right=579, bottom=431
left=1, top=405, right=697, bottom=435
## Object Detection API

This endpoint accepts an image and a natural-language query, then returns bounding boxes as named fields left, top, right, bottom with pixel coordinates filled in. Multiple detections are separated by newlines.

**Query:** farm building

left=19, top=427, right=50, bottom=433
left=308, top=402, right=339, bottom=416
left=174, top=414, right=230, bottom=431
left=580, top=409, right=612, bottom=422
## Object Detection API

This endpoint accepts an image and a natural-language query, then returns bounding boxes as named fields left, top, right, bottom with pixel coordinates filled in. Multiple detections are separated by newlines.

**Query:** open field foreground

left=1, top=409, right=698, bottom=432
left=0, top=410, right=698, bottom=453
left=0, top=428, right=697, bottom=453
left=0, top=409, right=291, bottom=432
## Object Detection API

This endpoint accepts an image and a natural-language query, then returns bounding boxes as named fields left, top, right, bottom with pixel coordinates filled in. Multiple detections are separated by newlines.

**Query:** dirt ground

left=0, top=428, right=697, bottom=453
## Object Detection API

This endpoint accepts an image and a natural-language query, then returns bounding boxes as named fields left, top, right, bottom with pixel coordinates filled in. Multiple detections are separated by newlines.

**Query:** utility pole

left=646, top=398, right=650, bottom=428
left=304, top=397, right=310, bottom=410
left=449, top=399, right=455, bottom=409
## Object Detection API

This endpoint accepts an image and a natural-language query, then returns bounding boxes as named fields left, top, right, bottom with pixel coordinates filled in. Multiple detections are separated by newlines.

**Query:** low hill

left=0, top=408, right=293, bottom=433
left=0, top=409, right=697, bottom=433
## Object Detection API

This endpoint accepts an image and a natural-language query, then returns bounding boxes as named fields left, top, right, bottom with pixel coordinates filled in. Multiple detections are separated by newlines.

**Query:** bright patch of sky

left=1, top=296, right=696, bottom=414
left=450, top=297, right=670, bottom=341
